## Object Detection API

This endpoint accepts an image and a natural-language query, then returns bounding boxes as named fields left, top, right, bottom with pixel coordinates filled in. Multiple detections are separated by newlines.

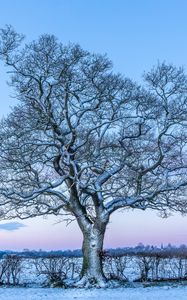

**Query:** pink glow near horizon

left=1, top=210, right=187, bottom=251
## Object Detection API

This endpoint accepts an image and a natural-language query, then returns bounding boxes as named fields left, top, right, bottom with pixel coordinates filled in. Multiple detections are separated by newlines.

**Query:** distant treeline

left=1, top=243, right=187, bottom=259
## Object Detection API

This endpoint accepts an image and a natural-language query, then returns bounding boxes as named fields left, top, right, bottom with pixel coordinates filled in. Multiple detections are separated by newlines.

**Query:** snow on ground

left=0, top=286, right=187, bottom=300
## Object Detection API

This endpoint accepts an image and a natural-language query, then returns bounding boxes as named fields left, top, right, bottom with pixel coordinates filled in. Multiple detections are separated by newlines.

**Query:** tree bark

left=77, top=223, right=107, bottom=287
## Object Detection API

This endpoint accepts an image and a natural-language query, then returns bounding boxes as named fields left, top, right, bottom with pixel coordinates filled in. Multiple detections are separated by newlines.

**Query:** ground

left=0, top=286, right=186, bottom=300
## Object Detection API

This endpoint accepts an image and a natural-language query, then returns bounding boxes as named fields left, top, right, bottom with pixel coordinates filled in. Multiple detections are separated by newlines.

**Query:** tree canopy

left=0, top=26, right=186, bottom=221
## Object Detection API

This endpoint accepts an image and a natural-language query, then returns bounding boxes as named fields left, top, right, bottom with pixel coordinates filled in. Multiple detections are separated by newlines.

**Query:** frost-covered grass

left=0, top=286, right=187, bottom=300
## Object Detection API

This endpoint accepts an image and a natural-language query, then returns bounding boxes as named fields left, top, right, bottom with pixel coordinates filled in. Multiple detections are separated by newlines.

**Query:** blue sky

left=1, top=0, right=187, bottom=250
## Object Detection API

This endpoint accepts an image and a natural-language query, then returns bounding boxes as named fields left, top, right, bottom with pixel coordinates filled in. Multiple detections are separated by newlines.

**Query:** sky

left=1, top=0, right=187, bottom=250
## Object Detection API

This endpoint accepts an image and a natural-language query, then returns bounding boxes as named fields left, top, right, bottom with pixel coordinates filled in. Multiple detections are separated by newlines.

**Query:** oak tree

left=0, top=26, right=187, bottom=286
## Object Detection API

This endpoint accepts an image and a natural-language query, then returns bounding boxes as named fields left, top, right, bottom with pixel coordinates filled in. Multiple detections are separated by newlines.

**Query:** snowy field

left=0, top=286, right=187, bottom=300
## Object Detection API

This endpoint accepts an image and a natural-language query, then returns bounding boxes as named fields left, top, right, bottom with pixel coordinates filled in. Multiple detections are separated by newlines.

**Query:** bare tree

left=136, top=254, right=155, bottom=281
left=0, top=25, right=187, bottom=287
left=3, top=255, right=23, bottom=285
left=0, top=257, right=10, bottom=284
left=34, top=255, right=74, bottom=286
left=104, top=254, right=128, bottom=281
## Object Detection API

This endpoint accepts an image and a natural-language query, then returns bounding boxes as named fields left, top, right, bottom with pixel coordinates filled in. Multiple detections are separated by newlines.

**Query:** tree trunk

left=77, top=224, right=107, bottom=287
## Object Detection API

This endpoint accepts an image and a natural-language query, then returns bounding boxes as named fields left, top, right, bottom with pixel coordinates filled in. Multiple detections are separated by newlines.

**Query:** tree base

left=66, top=276, right=129, bottom=288
left=73, top=275, right=108, bottom=288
